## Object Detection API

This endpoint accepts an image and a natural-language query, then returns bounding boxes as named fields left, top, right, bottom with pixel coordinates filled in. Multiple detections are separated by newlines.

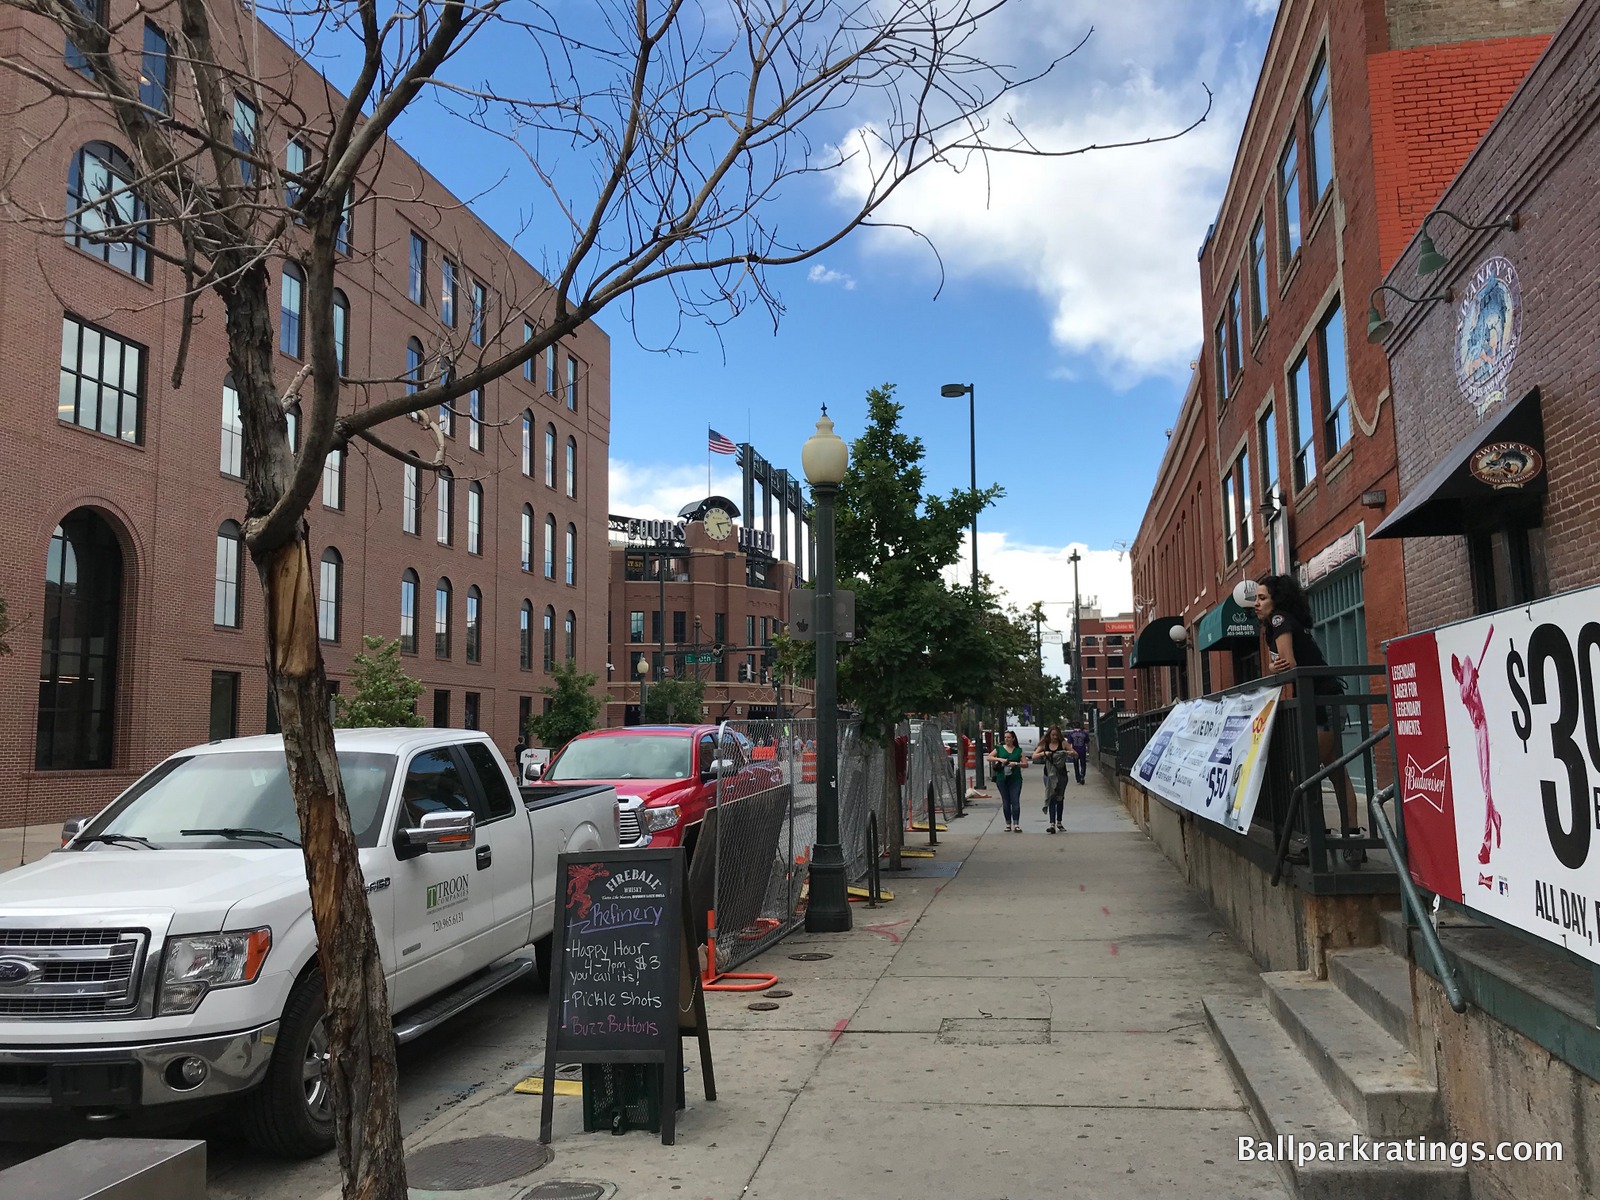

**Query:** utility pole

left=1031, top=601, right=1044, bottom=725
left=1069, top=550, right=1083, bottom=721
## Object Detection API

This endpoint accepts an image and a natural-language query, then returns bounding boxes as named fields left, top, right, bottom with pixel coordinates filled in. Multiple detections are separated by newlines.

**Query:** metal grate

left=406, top=1135, right=552, bottom=1190
left=525, top=1185, right=609, bottom=1200
left=0, top=928, right=131, bottom=947
left=0, top=929, right=147, bottom=1019
left=617, top=806, right=643, bottom=846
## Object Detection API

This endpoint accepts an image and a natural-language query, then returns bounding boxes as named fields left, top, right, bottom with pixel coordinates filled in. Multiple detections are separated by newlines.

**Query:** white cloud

left=609, top=459, right=746, bottom=520
left=807, top=263, right=856, bottom=289
left=827, top=3, right=1264, bottom=384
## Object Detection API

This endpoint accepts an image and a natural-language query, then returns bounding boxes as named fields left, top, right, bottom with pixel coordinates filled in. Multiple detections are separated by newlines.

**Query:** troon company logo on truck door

left=426, top=875, right=469, bottom=912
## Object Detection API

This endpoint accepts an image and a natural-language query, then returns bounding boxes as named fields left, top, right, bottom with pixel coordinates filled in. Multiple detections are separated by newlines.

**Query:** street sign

left=683, top=652, right=719, bottom=664
left=788, top=589, right=856, bottom=642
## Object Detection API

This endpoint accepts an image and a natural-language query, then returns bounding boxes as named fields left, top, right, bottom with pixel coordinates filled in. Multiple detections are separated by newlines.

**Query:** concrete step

left=1263, top=972, right=1441, bottom=1139
left=1380, top=909, right=1411, bottom=958
left=1328, top=947, right=1415, bottom=1051
left=1205, top=997, right=1468, bottom=1200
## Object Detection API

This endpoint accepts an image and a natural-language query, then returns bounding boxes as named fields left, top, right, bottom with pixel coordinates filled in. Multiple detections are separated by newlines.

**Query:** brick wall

left=1384, top=0, right=1600, bottom=632
left=1384, top=0, right=1569, bottom=51
left=1368, top=38, right=1552, bottom=269
left=0, top=4, right=612, bottom=829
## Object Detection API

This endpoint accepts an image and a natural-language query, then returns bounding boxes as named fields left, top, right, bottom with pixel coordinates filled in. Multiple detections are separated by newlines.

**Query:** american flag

left=708, top=428, right=738, bottom=456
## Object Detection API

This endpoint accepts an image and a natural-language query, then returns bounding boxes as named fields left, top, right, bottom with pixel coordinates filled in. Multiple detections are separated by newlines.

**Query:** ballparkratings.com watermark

left=1241, top=1136, right=1564, bottom=1169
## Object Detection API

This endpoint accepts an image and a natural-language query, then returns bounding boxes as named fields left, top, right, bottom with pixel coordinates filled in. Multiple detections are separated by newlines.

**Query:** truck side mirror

left=60, top=817, right=89, bottom=848
left=701, top=757, right=736, bottom=780
left=401, top=811, right=476, bottom=855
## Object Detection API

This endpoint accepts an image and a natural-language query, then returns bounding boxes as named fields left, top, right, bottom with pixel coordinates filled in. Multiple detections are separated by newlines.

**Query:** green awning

left=1197, top=596, right=1259, bottom=651
left=1131, top=617, right=1185, bottom=667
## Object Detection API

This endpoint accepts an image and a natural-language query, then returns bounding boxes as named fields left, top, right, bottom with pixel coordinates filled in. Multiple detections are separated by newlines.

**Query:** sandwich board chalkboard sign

left=539, top=846, right=715, bottom=1145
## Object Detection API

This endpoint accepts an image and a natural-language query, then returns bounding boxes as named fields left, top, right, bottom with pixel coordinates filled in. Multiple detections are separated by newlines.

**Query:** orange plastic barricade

left=701, top=909, right=780, bottom=992
left=752, top=745, right=776, bottom=760
left=801, top=751, right=817, bottom=783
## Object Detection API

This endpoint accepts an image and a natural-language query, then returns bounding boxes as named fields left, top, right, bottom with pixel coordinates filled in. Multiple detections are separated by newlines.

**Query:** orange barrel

left=801, top=750, right=817, bottom=783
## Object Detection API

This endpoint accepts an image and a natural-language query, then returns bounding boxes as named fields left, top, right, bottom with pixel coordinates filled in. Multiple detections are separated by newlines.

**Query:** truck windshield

left=546, top=735, right=692, bottom=781
left=80, top=751, right=397, bottom=849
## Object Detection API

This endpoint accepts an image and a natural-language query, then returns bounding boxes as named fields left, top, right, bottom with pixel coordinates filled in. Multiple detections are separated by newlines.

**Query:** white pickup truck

left=0, top=728, right=617, bottom=1157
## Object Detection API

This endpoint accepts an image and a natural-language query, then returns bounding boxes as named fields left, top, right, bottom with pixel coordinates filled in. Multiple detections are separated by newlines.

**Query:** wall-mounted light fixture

left=1367, top=283, right=1452, bottom=344
left=1169, top=624, right=1189, bottom=645
left=1417, top=208, right=1519, bottom=277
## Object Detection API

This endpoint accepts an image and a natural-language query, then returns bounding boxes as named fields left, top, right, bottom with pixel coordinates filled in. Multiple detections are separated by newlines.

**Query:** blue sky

left=313, top=1, right=1278, bottom=661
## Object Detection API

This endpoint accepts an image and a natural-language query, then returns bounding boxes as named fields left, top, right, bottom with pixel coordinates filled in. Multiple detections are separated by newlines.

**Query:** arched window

left=37, top=509, right=123, bottom=770
left=565, top=522, right=576, bottom=586
left=406, top=337, right=425, bottom=394
left=438, top=357, right=454, bottom=437
left=519, top=600, right=533, bottom=670
left=564, top=610, right=576, bottom=661
left=67, top=142, right=151, bottom=281
left=565, top=436, right=577, bottom=498
left=318, top=547, right=342, bottom=643
left=521, top=504, right=534, bottom=572
left=467, top=482, right=483, bottom=555
left=220, top=374, right=242, bottom=477
left=543, top=605, right=556, bottom=670
left=322, top=446, right=344, bottom=509
left=543, top=514, right=556, bottom=579
left=435, top=578, right=453, bottom=658
left=521, top=410, right=533, bottom=475
left=436, top=468, right=453, bottom=545
left=280, top=263, right=304, bottom=357
left=215, top=520, right=243, bottom=628
left=545, top=424, right=556, bottom=487
left=399, top=569, right=419, bottom=654
left=285, top=402, right=300, bottom=452
left=332, top=289, right=350, bottom=376
left=465, top=585, right=482, bottom=664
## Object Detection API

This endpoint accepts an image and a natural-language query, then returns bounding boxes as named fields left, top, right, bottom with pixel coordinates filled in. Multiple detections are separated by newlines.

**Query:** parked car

left=0, top=729, right=617, bottom=1158
left=541, top=724, right=783, bottom=854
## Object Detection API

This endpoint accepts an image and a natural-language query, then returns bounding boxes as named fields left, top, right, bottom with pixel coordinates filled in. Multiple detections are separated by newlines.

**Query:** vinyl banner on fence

left=1132, top=687, right=1283, bottom=833
left=1387, top=584, right=1600, bottom=965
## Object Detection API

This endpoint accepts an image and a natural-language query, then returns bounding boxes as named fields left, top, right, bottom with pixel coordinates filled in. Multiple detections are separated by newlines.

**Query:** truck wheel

left=534, top=934, right=552, bottom=991
left=241, top=969, right=336, bottom=1158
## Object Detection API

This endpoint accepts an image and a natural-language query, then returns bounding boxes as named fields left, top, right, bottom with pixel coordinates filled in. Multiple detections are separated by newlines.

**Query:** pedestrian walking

left=1031, top=726, right=1073, bottom=832
left=988, top=730, right=1027, bottom=831
left=1066, top=718, right=1091, bottom=785
left=1256, top=574, right=1364, bottom=866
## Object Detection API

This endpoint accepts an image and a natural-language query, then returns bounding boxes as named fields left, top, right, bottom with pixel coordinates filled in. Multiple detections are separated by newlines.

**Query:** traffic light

left=1062, top=641, right=1072, bottom=662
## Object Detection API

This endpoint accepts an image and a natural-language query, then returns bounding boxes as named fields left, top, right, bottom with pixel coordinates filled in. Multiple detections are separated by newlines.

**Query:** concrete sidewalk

left=348, top=767, right=1288, bottom=1200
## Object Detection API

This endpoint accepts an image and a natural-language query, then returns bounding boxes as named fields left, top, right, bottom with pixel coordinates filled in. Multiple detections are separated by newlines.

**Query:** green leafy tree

left=642, top=676, right=706, bottom=724
left=525, top=659, right=605, bottom=752
left=333, top=637, right=425, bottom=728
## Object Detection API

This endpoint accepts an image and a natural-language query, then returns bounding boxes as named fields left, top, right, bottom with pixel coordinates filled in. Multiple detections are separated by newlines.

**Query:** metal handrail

left=1271, top=721, right=1391, bottom=887
left=1370, top=786, right=1467, bottom=1013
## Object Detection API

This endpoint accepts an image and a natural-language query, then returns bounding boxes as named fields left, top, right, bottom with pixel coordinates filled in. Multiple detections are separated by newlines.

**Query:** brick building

left=0, top=5, right=611, bottom=832
left=1132, top=0, right=1558, bottom=718
left=1074, top=608, right=1141, bottom=715
left=1361, top=6, right=1600, bottom=1186
left=604, top=500, right=812, bottom=726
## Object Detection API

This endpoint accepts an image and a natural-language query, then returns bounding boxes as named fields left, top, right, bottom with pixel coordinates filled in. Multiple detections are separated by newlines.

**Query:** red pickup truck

left=540, top=724, right=784, bottom=854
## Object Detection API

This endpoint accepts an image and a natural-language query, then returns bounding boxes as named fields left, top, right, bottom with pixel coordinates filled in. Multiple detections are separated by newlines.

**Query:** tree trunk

left=225, top=256, right=407, bottom=1199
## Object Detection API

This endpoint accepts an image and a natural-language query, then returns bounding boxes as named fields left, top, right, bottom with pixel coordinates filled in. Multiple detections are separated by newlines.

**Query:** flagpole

left=707, top=427, right=712, bottom=495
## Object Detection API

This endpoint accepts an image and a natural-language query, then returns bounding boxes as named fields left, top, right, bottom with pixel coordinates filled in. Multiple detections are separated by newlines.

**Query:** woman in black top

left=1256, top=575, right=1364, bottom=866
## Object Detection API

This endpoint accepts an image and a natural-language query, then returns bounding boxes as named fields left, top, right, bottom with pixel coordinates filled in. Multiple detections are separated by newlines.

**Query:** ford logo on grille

left=0, top=958, right=41, bottom=987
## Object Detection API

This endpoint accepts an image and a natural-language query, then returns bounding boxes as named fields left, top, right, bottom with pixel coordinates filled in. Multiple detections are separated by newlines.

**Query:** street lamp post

left=636, top=654, right=651, bottom=721
left=803, top=407, right=852, bottom=933
left=940, top=382, right=985, bottom=790
left=1069, top=549, right=1082, bottom=719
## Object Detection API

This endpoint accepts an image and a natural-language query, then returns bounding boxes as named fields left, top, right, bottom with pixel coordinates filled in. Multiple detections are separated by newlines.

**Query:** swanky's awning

left=1371, top=388, right=1545, bottom=540
left=1197, top=596, right=1258, bottom=651
left=1130, top=616, right=1185, bottom=667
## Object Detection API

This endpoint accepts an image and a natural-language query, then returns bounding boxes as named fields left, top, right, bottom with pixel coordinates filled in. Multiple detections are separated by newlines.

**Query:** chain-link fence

left=898, top=719, right=963, bottom=833
left=690, top=718, right=892, bottom=975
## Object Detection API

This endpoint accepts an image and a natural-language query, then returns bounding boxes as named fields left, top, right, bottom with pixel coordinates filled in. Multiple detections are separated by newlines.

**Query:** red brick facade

left=1132, top=0, right=1554, bottom=706
left=1075, top=613, right=1140, bottom=714
left=0, top=6, right=611, bottom=830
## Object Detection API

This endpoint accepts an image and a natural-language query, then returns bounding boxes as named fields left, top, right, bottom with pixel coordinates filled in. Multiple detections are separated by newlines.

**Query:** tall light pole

left=1068, top=549, right=1082, bottom=719
left=636, top=654, right=651, bottom=722
left=940, top=382, right=985, bottom=789
left=802, top=407, right=851, bottom=933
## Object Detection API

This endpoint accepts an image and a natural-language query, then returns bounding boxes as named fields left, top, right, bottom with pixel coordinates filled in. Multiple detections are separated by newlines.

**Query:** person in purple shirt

left=1065, top=720, right=1091, bottom=785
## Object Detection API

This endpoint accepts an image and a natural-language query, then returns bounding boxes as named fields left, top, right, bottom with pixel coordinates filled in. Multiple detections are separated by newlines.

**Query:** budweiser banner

left=1387, top=584, right=1600, bottom=965
left=1132, top=688, right=1283, bottom=833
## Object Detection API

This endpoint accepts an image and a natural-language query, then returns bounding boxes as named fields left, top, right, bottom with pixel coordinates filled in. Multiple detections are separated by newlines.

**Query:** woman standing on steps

left=988, top=729, right=1027, bottom=831
left=1032, top=726, right=1073, bottom=833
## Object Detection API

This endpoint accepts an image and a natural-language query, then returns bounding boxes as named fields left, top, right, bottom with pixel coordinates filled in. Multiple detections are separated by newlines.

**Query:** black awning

left=1131, top=616, right=1185, bottom=667
left=1371, top=388, right=1545, bottom=540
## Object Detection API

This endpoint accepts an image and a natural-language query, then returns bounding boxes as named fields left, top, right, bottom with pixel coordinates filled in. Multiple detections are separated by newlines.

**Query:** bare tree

left=0, top=2, right=1205, bottom=1196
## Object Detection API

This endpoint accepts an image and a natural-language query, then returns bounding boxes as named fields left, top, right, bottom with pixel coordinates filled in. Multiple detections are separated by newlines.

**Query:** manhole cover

left=407, top=1135, right=552, bottom=1189
left=937, top=1018, right=1051, bottom=1046
left=764, top=989, right=794, bottom=998
left=788, top=952, right=832, bottom=961
left=748, top=1000, right=780, bottom=1011
left=525, top=1185, right=609, bottom=1200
